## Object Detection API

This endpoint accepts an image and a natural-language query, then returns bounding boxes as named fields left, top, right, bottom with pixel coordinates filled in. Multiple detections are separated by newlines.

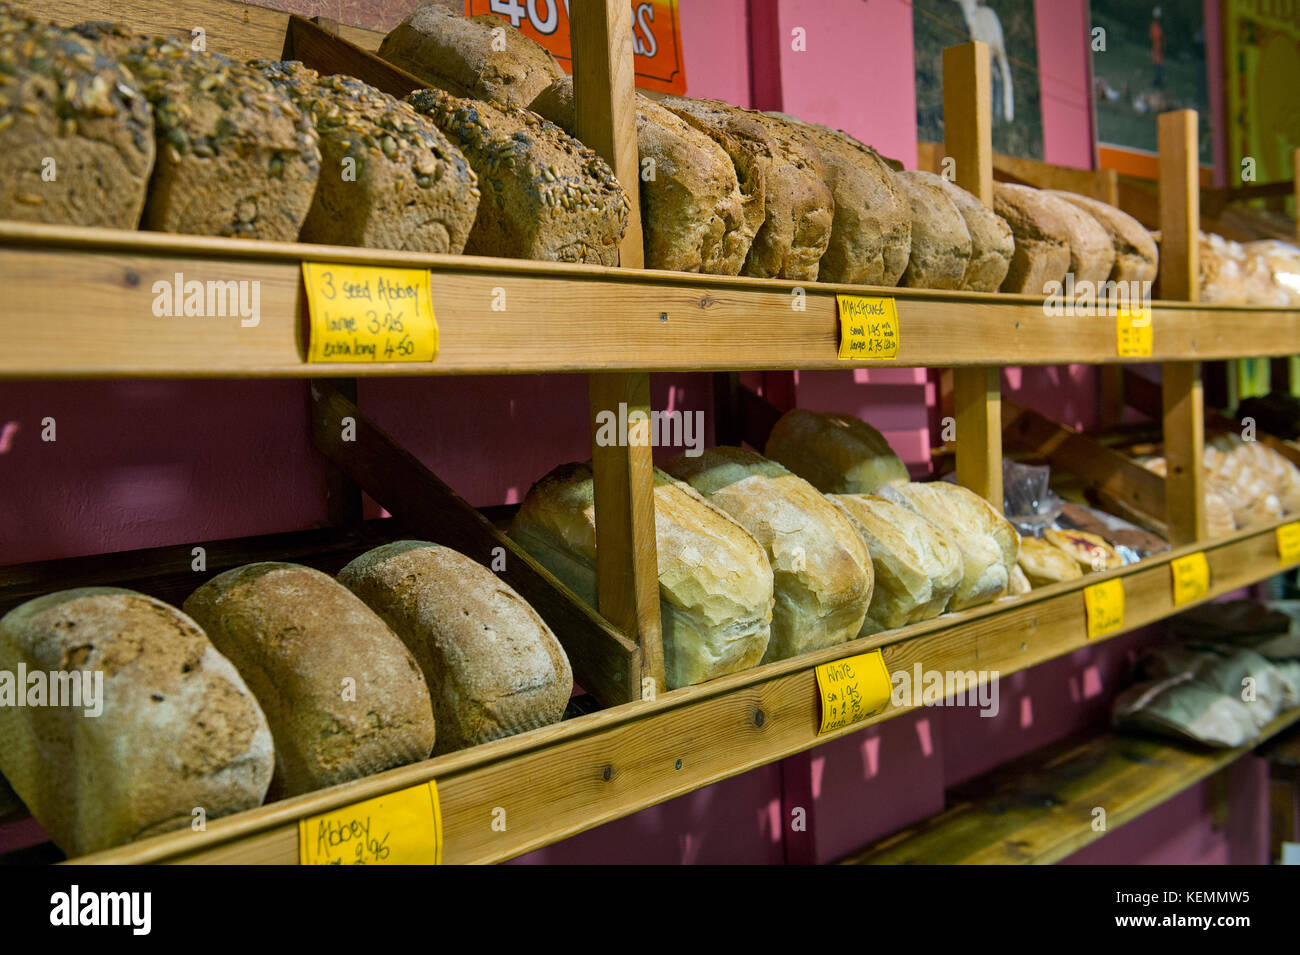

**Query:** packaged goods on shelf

left=1113, top=675, right=1260, bottom=748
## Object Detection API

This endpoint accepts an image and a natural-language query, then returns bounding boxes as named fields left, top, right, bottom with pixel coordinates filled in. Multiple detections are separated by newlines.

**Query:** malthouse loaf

left=830, top=493, right=961, bottom=634
left=379, top=4, right=562, bottom=109
left=0, top=588, right=273, bottom=856
left=896, top=170, right=972, bottom=290
left=0, top=16, right=154, bottom=229
left=1042, top=192, right=1115, bottom=286
left=659, top=96, right=833, bottom=280
left=183, top=563, right=437, bottom=798
left=259, top=61, right=478, bottom=253
left=664, top=447, right=873, bottom=664
left=765, top=408, right=909, bottom=495
left=1048, top=191, right=1158, bottom=284
left=511, top=462, right=773, bottom=689
left=530, top=76, right=754, bottom=274
left=407, top=86, right=628, bottom=265
left=877, top=482, right=1020, bottom=610
left=993, top=182, right=1071, bottom=294
left=907, top=170, right=1013, bottom=292
left=339, top=542, right=572, bottom=755
left=1017, top=535, right=1083, bottom=587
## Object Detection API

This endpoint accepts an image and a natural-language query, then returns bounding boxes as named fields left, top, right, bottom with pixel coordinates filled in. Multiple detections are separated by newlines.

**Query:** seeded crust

left=0, top=15, right=154, bottom=228
left=906, top=170, right=1013, bottom=292
left=1048, top=191, right=1158, bottom=284
left=379, top=5, right=562, bottom=109
left=658, top=96, right=833, bottom=280
left=993, top=182, right=1071, bottom=295
left=407, top=86, right=627, bottom=264
left=258, top=60, right=478, bottom=253
left=896, top=170, right=971, bottom=290
left=0, top=587, right=273, bottom=857
left=338, top=542, right=573, bottom=755
left=183, top=563, right=437, bottom=799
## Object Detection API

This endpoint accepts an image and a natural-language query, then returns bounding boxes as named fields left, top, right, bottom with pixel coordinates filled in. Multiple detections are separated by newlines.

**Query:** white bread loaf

left=183, top=563, right=437, bottom=797
left=511, top=462, right=774, bottom=689
left=876, top=482, right=1020, bottom=610
left=830, top=493, right=962, bottom=633
left=338, top=542, right=572, bottom=755
left=765, top=408, right=909, bottom=494
left=0, top=588, right=273, bottom=856
left=663, top=447, right=873, bottom=663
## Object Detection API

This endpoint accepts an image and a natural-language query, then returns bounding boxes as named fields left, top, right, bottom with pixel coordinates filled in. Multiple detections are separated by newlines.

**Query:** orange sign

left=466, top=0, right=687, bottom=94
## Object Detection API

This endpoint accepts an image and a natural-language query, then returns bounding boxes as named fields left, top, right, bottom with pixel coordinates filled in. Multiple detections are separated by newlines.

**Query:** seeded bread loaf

left=1042, top=192, right=1115, bottom=286
left=659, top=96, right=833, bottom=280
left=0, top=16, right=154, bottom=228
left=183, top=563, right=437, bottom=798
left=896, top=170, right=972, bottom=290
left=512, top=462, right=774, bottom=690
left=259, top=61, right=478, bottom=253
left=1049, top=191, right=1158, bottom=284
left=664, top=447, right=873, bottom=664
left=765, top=408, right=909, bottom=495
left=906, top=171, right=1013, bottom=292
left=379, top=5, right=563, bottom=109
left=0, top=588, right=273, bottom=857
left=407, top=86, right=628, bottom=264
left=530, top=76, right=753, bottom=274
left=339, top=542, right=572, bottom=755
left=993, top=182, right=1071, bottom=294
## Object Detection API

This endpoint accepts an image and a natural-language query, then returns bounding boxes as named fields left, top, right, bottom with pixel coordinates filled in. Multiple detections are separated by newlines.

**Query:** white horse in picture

left=954, top=0, right=1014, bottom=122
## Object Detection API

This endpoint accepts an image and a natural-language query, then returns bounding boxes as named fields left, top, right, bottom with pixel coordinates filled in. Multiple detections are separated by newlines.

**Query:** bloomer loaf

left=1049, top=192, right=1158, bottom=284
left=184, top=563, right=437, bottom=798
left=512, top=462, right=774, bottom=690
left=1041, top=192, right=1115, bottom=286
left=906, top=171, right=1013, bottom=292
left=896, top=170, right=972, bottom=290
left=339, top=542, right=572, bottom=755
left=994, top=182, right=1070, bottom=295
left=0, top=588, right=273, bottom=857
left=765, top=408, right=910, bottom=495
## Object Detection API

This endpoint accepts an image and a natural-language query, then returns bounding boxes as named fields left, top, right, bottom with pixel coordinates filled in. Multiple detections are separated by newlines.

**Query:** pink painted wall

left=1036, top=0, right=1095, bottom=169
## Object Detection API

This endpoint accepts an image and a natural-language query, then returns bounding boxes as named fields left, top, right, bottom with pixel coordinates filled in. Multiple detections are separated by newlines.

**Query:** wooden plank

left=64, top=517, right=1300, bottom=865
left=1162, top=362, right=1206, bottom=545
left=955, top=368, right=1003, bottom=509
left=284, top=15, right=426, bottom=98
left=308, top=382, right=640, bottom=706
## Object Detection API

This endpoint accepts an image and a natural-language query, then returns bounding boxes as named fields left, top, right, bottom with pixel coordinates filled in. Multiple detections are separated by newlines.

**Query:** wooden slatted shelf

left=840, top=707, right=1300, bottom=866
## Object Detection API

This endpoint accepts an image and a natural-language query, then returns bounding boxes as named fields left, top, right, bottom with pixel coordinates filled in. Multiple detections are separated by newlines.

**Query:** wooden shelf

left=2, top=222, right=1299, bottom=379
left=53, top=517, right=1296, bottom=864
left=840, top=707, right=1300, bottom=866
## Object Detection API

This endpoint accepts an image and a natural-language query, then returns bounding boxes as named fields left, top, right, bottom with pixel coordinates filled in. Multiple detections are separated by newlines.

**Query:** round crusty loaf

left=896, top=171, right=972, bottom=290
left=259, top=60, right=478, bottom=253
left=0, top=15, right=155, bottom=229
left=908, top=170, right=1013, bottom=292
left=765, top=407, right=910, bottom=495
left=994, top=182, right=1071, bottom=295
left=1048, top=191, right=1158, bottom=284
left=407, top=86, right=629, bottom=265
left=0, top=587, right=273, bottom=857
left=338, top=542, right=572, bottom=755
left=1041, top=191, right=1115, bottom=286
left=183, top=563, right=437, bottom=798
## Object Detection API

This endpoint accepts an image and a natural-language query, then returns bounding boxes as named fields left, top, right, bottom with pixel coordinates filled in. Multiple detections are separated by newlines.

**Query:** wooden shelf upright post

left=572, top=0, right=665, bottom=700
left=1158, top=110, right=1207, bottom=546
left=944, top=41, right=1003, bottom=511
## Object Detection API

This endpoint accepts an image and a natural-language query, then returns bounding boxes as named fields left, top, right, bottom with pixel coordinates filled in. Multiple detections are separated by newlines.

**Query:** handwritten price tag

left=814, top=649, right=891, bottom=735
left=1116, top=305, right=1152, bottom=358
left=303, top=263, right=438, bottom=363
left=299, top=781, right=442, bottom=865
left=1170, top=552, right=1211, bottom=606
left=1279, top=522, right=1300, bottom=565
left=1084, top=579, right=1125, bottom=639
left=837, top=294, right=899, bottom=360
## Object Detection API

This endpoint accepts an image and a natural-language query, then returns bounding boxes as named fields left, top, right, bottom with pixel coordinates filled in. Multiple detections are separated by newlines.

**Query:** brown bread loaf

left=993, top=182, right=1071, bottom=294
left=896, top=171, right=972, bottom=290
left=1042, top=191, right=1115, bottom=286
left=183, top=563, right=437, bottom=798
left=339, top=541, right=572, bottom=754
left=1049, top=191, right=1158, bottom=284
left=907, top=170, right=1013, bottom=292
left=0, top=588, right=273, bottom=856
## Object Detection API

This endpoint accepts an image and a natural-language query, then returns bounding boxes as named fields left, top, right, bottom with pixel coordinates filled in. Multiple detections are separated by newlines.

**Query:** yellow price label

left=299, top=781, right=442, bottom=865
left=1084, top=578, right=1125, bottom=639
left=1279, top=522, right=1300, bottom=565
left=303, top=262, right=438, bottom=363
left=815, top=649, right=892, bottom=735
left=1170, top=552, right=1211, bottom=606
left=837, top=294, right=899, bottom=360
left=1116, top=306, right=1153, bottom=358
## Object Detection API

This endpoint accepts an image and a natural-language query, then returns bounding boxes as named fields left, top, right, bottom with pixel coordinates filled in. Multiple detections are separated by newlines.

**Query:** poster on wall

left=1090, top=0, right=1212, bottom=174
left=465, top=0, right=687, bottom=94
left=913, top=0, right=1044, bottom=158
left=1224, top=0, right=1300, bottom=188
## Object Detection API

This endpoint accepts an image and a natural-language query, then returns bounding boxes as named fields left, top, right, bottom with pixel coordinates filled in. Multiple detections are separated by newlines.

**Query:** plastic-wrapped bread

left=1049, top=191, right=1158, bottom=284
left=664, top=447, right=873, bottom=663
left=896, top=171, right=972, bottom=290
left=876, top=482, right=1020, bottom=610
left=830, top=493, right=961, bottom=633
left=994, top=182, right=1071, bottom=294
left=1209, top=435, right=1300, bottom=514
left=1017, top=536, right=1083, bottom=587
left=764, top=408, right=909, bottom=494
left=183, top=563, right=437, bottom=798
left=904, top=170, right=1011, bottom=291
left=511, top=463, right=773, bottom=690
left=1041, top=192, right=1115, bottom=285
left=0, top=588, right=273, bottom=856
left=1139, top=455, right=1237, bottom=538
left=339, top=542, right=572, bottom=755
